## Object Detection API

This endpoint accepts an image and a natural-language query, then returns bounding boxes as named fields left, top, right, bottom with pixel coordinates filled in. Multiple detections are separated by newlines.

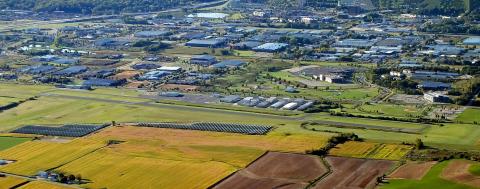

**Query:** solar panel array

left=12, top=124, right=108, bottom=137
left=136, top=122, right=273, bottom=135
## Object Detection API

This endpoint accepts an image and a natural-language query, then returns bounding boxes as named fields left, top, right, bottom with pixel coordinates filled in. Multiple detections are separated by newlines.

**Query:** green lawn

left=0, top=137, right=31, bottom=151
left=468, top=163, right=480, bottom=176
left=456, top=108, right=480, bottom=124
left=381, top=161, right=475, bottom=189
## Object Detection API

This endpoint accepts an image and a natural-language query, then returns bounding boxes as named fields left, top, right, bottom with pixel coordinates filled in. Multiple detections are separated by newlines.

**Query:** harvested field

left=312, top=156, right=394, bottom=189
left=390, top=161, right=437, bottom=180
left=213, top=152, right=328, bottom=189
left=441, top=160, right=480, bottom=188
left=0, top=176, right=28, bottom=188
left=54, top=126, right=329, bottom=189
left=18, top=181, right=71, bottom=189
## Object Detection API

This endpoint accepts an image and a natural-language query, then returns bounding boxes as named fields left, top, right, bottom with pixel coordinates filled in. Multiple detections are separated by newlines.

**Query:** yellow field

left=369, top=144, right=413, bottom=160
left=57, top=150, right=236, bottom=189
left=329, top=141, right=377, bottom=157
left=0, top=139, right=106, bottom=175
left=18, top=181, right=71, bottom=189
left=329, top=141, right=412, bottom=160
left=52, top=126, right=329, bottom=189
left=0, top=176, right=27, bottom=188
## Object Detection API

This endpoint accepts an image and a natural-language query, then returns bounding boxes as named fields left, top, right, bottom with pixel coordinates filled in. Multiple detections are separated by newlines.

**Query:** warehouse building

left=252, top=43, right=289, bottom=52
left=190, top=55, right=217, bottom=66
left=83, top=78, right=125, bottom=87
left=185, top=38, right=227, bottom=48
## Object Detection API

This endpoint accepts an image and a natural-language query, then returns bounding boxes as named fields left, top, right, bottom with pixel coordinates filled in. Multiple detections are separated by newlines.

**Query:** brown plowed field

left=390, top=161, right=437, bottom=180
left=213, top=152, right=328, bottom=189
left=312, top=156, right=394, bottom=189
left=441, top=160, right=480, bottom=188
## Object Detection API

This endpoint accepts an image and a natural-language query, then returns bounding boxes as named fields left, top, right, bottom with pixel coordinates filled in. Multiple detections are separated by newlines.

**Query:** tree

left=68, top=174, right=76, bottom=183
left=415, top=138, right=425, bottom=150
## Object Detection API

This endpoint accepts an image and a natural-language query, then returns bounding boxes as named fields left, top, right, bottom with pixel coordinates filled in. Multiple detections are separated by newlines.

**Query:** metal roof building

left=134, top=30, right=171, bottom=38
left=185, top=38, right=227, bottom=48
left=54, top=66, right=88, bottom=76
left=212, top=60, right=246, bottom=69
left=252, top=43, right=289, bottom=52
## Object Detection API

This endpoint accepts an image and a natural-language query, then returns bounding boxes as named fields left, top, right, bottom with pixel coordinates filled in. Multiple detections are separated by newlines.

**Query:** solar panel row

left=12, top=124, right=108, bottom=137
left=136, top=122, right=273, bottom=135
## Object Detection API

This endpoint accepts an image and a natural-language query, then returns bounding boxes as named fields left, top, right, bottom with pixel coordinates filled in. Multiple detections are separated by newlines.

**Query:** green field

left=456, top=108, right=480, bottom=124
left=469, top=164, right=480, bottom=176
left=0, top=83, right=479, bottom=152
left=381, top=161, right=476, bottom=189
left=0, top=136, right=31, bottom=150
left=352, top=103, right=432, bottom=118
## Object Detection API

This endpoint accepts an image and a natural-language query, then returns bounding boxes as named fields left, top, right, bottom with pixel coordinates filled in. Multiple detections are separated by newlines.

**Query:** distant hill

left=0, top=0, right=216, bottom=14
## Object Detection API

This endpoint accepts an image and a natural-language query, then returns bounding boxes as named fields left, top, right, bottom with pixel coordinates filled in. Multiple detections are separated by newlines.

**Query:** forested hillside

left=0, top=0, right=216, bottom=14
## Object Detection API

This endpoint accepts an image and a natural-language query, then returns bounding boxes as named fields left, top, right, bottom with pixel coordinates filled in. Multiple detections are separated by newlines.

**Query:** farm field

left=390, top=161, right=437, bottom=180
left=352, top=103, right=432, bottom=118
left=0, top=83, right=54, bottom=99
left=0, top=176, right=28, bottom=188
left=53, top=126, right=330, bottom=188
left=0, top=95, right=302, bottom=131
left=441, top=160, right=480, bottom=188
left=304, top=122, right=480, bottom=151
left=381, top=161, right=477, bottom=189
left=456, top=108, right=480, bottom=124
left=18, top=181, right=71, bottom=189
left=0, top=96, right=20, bottom=106
left=0, top=136, right=31, bottom=150
left=312, top=156, right=394, bottom=189
left=470, top=164, right=480, bottom=176
left=329, top=141, right=413, bottom=160
left=213, top=152, right=328, bottom=189
left=0, top=139, right=106, bottom=175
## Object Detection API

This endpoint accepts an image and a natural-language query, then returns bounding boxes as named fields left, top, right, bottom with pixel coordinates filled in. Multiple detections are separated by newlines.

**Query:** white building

left=424, top=92, right=451, bottom=103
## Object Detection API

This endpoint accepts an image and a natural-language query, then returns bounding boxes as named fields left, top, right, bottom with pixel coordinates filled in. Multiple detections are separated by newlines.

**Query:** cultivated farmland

left=52, top=126, right=330, bottom=188
left=381, top=161, right=477, bottom=189
left=0, top=136, right=31, bottom=150
left=441, top=160, right=480, bottom=188
left=18, top=181, right=71, bottom=189
left=390, top=161, right=437, bottom=180
left=0, top=176, right=27, bottom=188
left=312, top=156, right=395, bottom=189
left=329, top=141, right=413, bottom=160
left=0, top=139, right=106, bottom=175
left=213, top=152, right=328, bottom=189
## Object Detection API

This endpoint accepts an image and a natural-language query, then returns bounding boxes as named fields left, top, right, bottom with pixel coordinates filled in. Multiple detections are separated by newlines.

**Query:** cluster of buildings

left=220, top=95, right=314, bottom=111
